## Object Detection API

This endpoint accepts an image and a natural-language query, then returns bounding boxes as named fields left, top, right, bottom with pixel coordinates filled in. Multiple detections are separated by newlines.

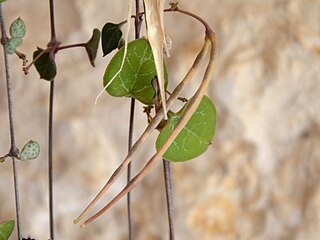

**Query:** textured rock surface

left=1, top=0, right=320, bottom=239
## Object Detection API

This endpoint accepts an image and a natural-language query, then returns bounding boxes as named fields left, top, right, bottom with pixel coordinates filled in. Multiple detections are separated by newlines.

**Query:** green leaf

left=156, top=96, right=216, bottom=162
left=10, top=17, right=26, bottom=39
left=101, top=22, right=123, bottom=56
left=0, top=0, right=6, bottom=3
left=103, top=38, right=168, bottom=105
left=19, top=140, right=40, bottom=161
left=5, top=37, right=22, bottom=54
left=85, top=28, right=100, bottom=67
left=33, top=47, right=56, bottom=81
left=0, top=220, right=15, bottom=240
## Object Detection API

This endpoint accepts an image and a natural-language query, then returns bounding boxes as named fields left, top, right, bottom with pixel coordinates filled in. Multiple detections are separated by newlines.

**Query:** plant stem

left=167, top=6, right=213, bottom=35
left=152, top=78, right=175, bottom=240
left=56, top=43, right=86, bottom=51
left=11, top=158, right=21, bottom=239
left=127, top=98, right=135, bottom=240
left=0, top=5, right=22, bottom=240
left=23, top=48, right=49, bottom=75
left=126, top=1, right=143, bottom=239
left=48, top=80, right=55, bottom=240
left=135, top=0, right=143, bottom=41
left=49, top=0, right=56, bottom=40
left=163, top=160, right=175, bottom=240
left=48, top=0, right=57, bottom=239
left=136, top=6, right=213, bottom=36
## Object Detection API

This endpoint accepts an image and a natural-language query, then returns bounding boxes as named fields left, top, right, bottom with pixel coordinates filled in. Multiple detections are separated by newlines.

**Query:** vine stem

left=162, top=9, right=215, bottom=240
left=23, top=48, right=49, bottom=75
left=48, top=0, right=57, bottom=239
left=56, top=43, right=86, bottom=51
left=152, top=77, right=175, bottom=240
left=48, top=80, right=55, bottom=240
left=163, top=160, right=175, bottom=239
left=23, top=42, right=85, bottom=75
left=127, top=97, right=135, bottom=240
left=0, top=5, right=22, bottom=240
left=49, top=0, right=56, bottom=40
left=126, top=1, right=143, bottom=239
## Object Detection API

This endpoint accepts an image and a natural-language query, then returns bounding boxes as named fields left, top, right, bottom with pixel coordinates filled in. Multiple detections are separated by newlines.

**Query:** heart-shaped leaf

left=5, top=37, right=22, bottom=54
left=0, top=220, right=15, bottom=240
left=85, top=28, right=100, bottom=67
left=103, top=38, right=168, bottom=105
left=156, top=95, right=216, bottom=162
left=19, top=140, right=40, bottom=161
left=10, top=17, right=26, bottom=39
left=101, top=22, right=123, bottom=57
left=33, top=48, right=56, bottom=81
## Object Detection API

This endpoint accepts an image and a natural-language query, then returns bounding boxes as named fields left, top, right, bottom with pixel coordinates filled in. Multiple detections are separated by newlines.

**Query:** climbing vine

left=0, top=1, right=217, bottom=239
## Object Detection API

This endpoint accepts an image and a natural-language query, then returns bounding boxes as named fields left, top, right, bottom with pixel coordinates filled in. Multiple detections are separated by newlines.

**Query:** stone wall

left=0, top=0, right=319, bottom=239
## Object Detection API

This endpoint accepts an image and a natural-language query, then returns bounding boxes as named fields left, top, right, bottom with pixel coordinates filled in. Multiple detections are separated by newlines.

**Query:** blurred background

left=1, top=0, right=320, bottom=239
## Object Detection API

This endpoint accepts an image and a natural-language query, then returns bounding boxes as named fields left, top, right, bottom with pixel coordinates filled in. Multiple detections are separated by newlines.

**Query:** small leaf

left=0, top=0, right=6, bottom=3
left=19, top=140, right=40, bottom=161
left=10, top=17, right=26, bottom=39
left=101, top=22, right=123, bottom=56
left=85, top=28, right=100, bottom=67
left=33, top=48, right=56, bottom=80
left=0, top=220, right=15, bottom=240
left=5, top=37, right=22, bottom=54
left=103, top=38, right=168, bottom=105
left=156, top=96, right=216, bottom=162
